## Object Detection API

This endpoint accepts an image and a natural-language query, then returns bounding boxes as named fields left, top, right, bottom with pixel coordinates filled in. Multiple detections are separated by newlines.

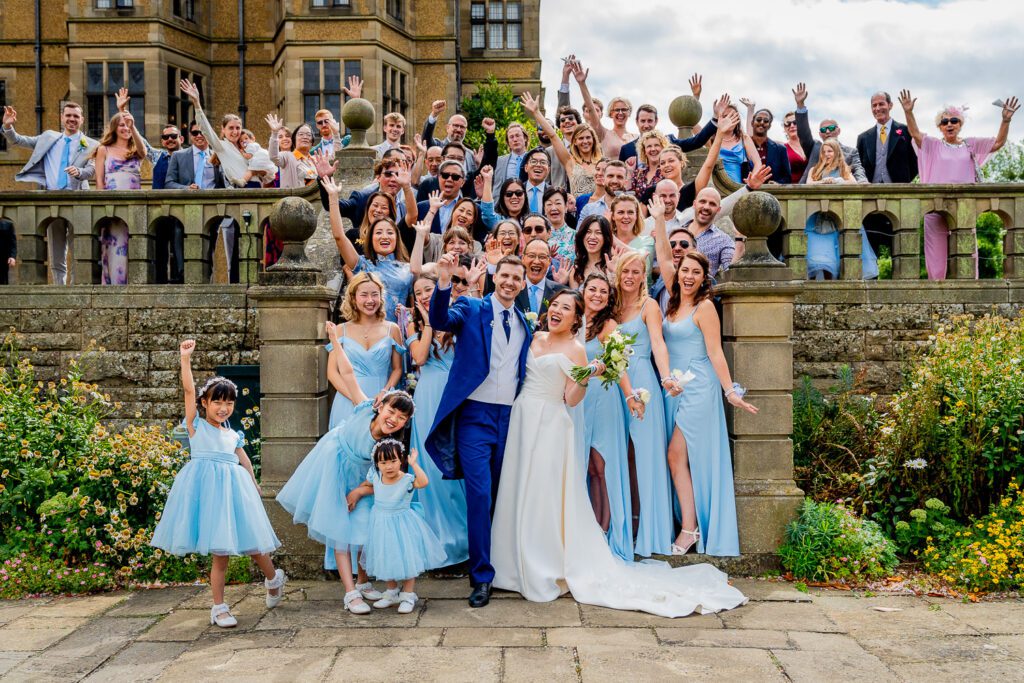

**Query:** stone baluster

left=840, top=199, right=863, bottom=280
left=893, top=196, right=922, bottom=280
left=950, top=197, right=979, bottom=279
left=716, top=192, right=804, bottom=566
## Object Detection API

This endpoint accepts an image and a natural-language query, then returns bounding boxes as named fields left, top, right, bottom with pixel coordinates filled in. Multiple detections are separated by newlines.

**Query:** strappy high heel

left=671, top=528, right=701, bottom=556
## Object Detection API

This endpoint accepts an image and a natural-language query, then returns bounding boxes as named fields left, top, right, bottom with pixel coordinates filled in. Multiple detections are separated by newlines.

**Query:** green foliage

left=459, top=74, right=540, bottom=156
left=892, top=498, right=958, bottom=556
left=976, top=212, right=1005, bottom=279
left=863, top=315, right=1024, bottom=531
left=792, top=367, right=878, bottom=503
left=980, top=140, right=1024, bottom=182
left=0, top=552, right=115, bottom=599
left=779, top=499, right=899, bottom=583
left=876, top=245, right=893, bottom=280
left=0, top=332, right=200, bottom=596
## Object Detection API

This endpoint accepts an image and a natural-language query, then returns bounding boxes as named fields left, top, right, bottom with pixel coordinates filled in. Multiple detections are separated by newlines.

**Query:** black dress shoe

left=468, top=582, right=492, bottom=608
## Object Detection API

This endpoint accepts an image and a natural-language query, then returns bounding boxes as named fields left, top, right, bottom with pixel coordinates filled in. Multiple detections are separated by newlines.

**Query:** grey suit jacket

left=164, top=147, right=225, bottom=189
left=795, top=110, right=867, bottom=183
left=2, top=127, right=97, bottom=189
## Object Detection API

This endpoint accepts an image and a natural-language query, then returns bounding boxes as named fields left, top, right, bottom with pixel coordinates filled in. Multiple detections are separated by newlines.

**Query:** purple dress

left=101, top=153, right=141, bottom=285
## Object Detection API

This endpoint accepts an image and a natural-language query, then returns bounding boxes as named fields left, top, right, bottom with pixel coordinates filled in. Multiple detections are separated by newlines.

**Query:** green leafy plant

left=779, top=499, right=898, bottom=583
left=892, top=498, right=959, bottom=556
left=460, top=74, right=540, bottom=155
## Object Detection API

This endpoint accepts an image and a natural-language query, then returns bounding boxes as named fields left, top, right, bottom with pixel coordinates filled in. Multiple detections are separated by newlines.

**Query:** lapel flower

left=895, top=128, right=903, bottom=136
left=79, top=138, right=89, bottom=149
left=524, top=311, right=538, bottom=329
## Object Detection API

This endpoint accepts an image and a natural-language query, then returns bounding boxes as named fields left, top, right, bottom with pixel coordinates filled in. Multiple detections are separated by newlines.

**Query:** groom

left=426, top=252, right=530, bottom=608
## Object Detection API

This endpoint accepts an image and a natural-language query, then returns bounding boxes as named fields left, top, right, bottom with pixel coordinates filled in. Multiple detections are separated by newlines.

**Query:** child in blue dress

left=151, top=340, right=287, bottom=629
left=348, top=440, right=446, bottom=614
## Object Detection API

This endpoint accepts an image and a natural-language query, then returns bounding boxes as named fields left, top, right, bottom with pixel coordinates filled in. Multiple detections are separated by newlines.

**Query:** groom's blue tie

left=501, top=309, right=511, bottom=342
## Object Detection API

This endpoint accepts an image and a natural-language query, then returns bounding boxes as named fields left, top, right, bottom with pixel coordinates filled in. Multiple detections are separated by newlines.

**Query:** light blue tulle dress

left=276, top=400, right=377, bottom=567
left=362, top=468, right=447, bottom=581
left=408, top=334, right=469, bottom=566
left=583, top=335, right=634, bottom=562
left=151, top=416, right=279, bottom=556
left=327, top=329, right=403, bottom=429
left=805, top=171, right=878, bottom=280
left=619, top=314, right=673, bottom=557
left=664, top=310, right=740, bottom=556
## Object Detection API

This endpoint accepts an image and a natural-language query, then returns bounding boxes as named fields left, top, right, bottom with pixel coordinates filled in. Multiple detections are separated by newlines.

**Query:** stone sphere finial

left=668, top=95, right=702, bottom=131
left=731, top=191, right=784, bottom=267
left=268, top=196, right=317, bottom=271
left=341, top=98, right=375, bottom=148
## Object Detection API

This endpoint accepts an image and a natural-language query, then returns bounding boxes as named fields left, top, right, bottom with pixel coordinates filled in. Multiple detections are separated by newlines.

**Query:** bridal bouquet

left=570, top=330, right=637, bottom=389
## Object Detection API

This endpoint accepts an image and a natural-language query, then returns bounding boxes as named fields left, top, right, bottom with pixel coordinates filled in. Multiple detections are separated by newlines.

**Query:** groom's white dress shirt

left=469, top=297, right=524, bottom=406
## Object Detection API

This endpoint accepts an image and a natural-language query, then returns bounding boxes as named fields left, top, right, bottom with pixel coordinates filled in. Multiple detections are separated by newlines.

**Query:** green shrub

left=892, top=498, right=959, bottom=556
left=793, top=367, right=878, bottom=503
left=779, top=499, right=899, bottom=583
left=863, top=315, right=1024, bottom=531
left=0, top=552, right=115, bottom=599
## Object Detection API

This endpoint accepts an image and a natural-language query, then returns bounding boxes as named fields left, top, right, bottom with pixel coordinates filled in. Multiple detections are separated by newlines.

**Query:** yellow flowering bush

left=921, top=482, right=1024, bottom=591
left=0, top=332, right=200, bottom=595
left=863, top=315, right=1024, bottom=530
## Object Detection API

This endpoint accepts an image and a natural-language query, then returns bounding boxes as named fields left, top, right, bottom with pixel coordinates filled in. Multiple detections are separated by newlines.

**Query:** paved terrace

left=0, top=579, right=1021, bottom=682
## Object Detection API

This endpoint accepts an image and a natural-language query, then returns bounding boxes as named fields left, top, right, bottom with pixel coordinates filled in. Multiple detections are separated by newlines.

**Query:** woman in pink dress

left=899, top=90, right=1020, bottom=280
left=93, top=111, right=147, bottom=285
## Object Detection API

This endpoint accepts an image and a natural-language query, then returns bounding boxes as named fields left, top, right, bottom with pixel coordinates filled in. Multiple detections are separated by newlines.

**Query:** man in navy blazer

left=426, top=253, right=530, bottom=609
left=748, top=109, right=791, bottom=184
left=617, top=103, right=719, bottom=164
left=856, top=92, right=918, bottom=184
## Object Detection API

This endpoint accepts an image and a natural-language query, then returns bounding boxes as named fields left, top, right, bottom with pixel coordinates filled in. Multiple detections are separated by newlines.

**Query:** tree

left=459, top=75, right=540, bottom=156
left=981, top=139, right=1024, bottom=182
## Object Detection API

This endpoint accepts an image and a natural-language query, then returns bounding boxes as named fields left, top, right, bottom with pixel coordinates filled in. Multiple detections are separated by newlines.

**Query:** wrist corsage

left=724, top=382, right=746, bottom=399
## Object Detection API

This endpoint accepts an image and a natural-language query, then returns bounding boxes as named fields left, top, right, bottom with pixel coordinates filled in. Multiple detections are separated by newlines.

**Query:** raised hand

left=712, top=94, right=732, bottom=119
left=484, top=235, right=502, bottom=265
left=744, top=165, right=773, bottom=189
left=625, top=157, right=637, bottom=170
left=413, top=219, right=431, bottom=236
left=179, top=79, right=201, bottom=105
left=2, top=106, right=16, bottom=128
left=312, top=149, right=338, bottom=178
left=689, top=73, right=703, bottom=100
left=436, top=252, right=457, bottom=286
left=561, top=55, right=576, bottom=82
left=322, top=175, right=342, bottom=198
left=415, top=301, right=430, bottom=324
left=265, top=112, right=284, bottom=132
left=1001, top=96, right=1020, bottom=122
left=551, top=259, right=572, bottom=285
left=481, top=117, right=497, bottom=135
left=473, top=146, right=485, bottom=165
left=180, top=339, right=196, bottom=357
left=898, top=89, right=915, bottom=114
left=427, top=189, right=444, bottom=212
left=648, top=194, right=666, bottom=218
left=396, top=166, right=412, bottom=188
left=792, top=82, right=808, bottom=109
left=116, top=87, right=130, bottom=113
left=572, top=61, right=589, bottom=84
left=408, top=448, right=419, bottom=465
left=414, top=133, right=428, bottom=154
left=121, top=112, right=135, bottom=130
left=343, top=75, right=363, bottom=99
left=519, top=91, right=540, bottom=115
left=717, top=110, right=742, bottom=136
left=431, top=100, right=447, bottom=117
left=467, top=257, right=487, bottom=289
left=479, top=164, right=494, bottom=185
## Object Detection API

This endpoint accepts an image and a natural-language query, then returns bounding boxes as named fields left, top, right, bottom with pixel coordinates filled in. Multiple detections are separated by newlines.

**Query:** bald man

left=421, top=100, right=477, bottom=173
left=686, top=188, right=735, bottom=278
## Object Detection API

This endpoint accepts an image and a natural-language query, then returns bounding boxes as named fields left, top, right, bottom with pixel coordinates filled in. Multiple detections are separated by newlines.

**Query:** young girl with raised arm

left=151, top=340, right=286, bottom=629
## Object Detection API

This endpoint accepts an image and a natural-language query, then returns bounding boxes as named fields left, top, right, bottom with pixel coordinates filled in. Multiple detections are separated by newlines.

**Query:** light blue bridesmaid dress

left=583, top=335, right=634, bottom=561
left=618, top=314, right=673, bottom=557
left=408, top=334, right=469, bottom=566
left=327, top=325, right=404, bottom=429
left=362, top=468, right=447, bottom=581
left=664, top=310, right=740, bottom=556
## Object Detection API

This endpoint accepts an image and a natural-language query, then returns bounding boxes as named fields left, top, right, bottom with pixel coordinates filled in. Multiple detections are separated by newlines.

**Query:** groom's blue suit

left=426, top=286, right=531, bottom=585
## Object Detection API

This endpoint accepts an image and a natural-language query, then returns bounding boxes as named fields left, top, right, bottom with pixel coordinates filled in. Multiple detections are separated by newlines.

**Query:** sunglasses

left=522, top=225, right=547, bottom=235
left=783, top=121, right=797, bottom=128
left=439, top=172, right=463, bottom=181
left=161, top=133, right=180, bottom=140
left=940, top=117, right=961, bottom=126
left=819, top=125, right=838, bottom=134
left=753, top=117, right=772, bottom=124
left=450, top=275, right=469, bottom=287
left=315, top=119, right=331, bottom=126
left=504, top=190, right=525, bottom=198
left=189, top=130, right=203, bottom=136
left=669, top=239, right=691, bottom=249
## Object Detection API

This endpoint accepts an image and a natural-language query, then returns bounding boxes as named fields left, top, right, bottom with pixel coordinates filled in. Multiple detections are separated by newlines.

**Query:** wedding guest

left=610, top=195, right=655, bottom=280
left=522, top=148, right=551, bottom=214
left=580, top=272, right=643, bottom=561
left=521, top=91, right=602, bottom=196
left=265, top=115, right=317, bottom=189
left=857, top=92, right=918, bottom=184
left=575, top=159, right=610, bottom=217
left=572, top=61, right=636, bottom=160
left=579, top=160, right=628, bottom=222
left=792, top=82, right=868, bottom=183
left=237, top=128, right=277, bottom=187
left=781, top=111, right=808, bottom=183
left=520, top=213, right=552, bottom=247
left=614, top=251, right=680, bottom=557
left=617, top=75, right=716, bottom=163
left=564, top=215, right=615, bottom=289
left=662, top=251, right=758, bottom=556
left=516, top=237, right=566, bottom=317
left=164, top=120, right=226, bottom=190
left=544, top=187, right=576, bottom=270
left=482, top=177, right=528, bottom=228
left=2, top=101, right=96, bottom=285
left=492, top=122, right=531, bottom=192
left=631, top=131, right=668, bottom=198
left=687, top=188, right=735, bottom=279
left=179, top=79, right=250, bottom=187
left=716, top=104, right=761, bottom=184
left=373, top=112, right=406, bottom=158
left=900, top=90, right=1019, bottom=280
left=0, top=217, right=16, bottom=285
left=417, top=132, right=498, bottom=202
left=420, top=100, right=477, bottom=173
left=152, top=124, right=184, bottom=190
left=315, top=152, right=418, bottom=233
left=748, top=109, right=791, bottom=185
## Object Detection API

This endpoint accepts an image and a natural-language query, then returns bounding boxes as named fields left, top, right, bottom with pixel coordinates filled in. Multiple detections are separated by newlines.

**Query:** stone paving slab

left=656, top=627, right=791, bottom=649
left=291, top=626, right=444, bottom=647
left=772, top=649, right=898, bottom=682
left=418, top=597, right=582, bottom=628
left=158, top=645, right=336, bottom=682
left=503, top=647, right=578, bottom=683
left=80, top=642, right=189, bottom=683
left=441, top=627, right=544, bottom=647
left=890, top=659, right=1024, bottom=683
left=575, top=644, right=785, bottom=681
left=327, top=646, right=501, bottom=682
left=4, top=617, right=154, bottom=681
left=105, top=587, right=202, bottom=617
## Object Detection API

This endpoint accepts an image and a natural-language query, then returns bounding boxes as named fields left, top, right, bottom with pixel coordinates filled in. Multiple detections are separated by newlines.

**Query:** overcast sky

left=537, top=0, right=1024, bottom=141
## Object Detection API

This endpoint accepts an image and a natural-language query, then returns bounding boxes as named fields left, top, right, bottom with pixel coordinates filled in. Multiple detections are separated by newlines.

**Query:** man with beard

left=578, top=160, right=628, bottom=221
left=748, top=109, right=791, bottom=185
left=687, top=187, right=734, bottom=278
left=417, top=118, right=497, bottom=201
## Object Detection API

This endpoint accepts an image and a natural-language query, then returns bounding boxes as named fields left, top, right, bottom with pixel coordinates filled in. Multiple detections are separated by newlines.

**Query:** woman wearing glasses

left=781, top=112, right=808, bottom=183
left=899, top=90, right=1020, bottom=280
left=480, top=170, right=528, bottom=229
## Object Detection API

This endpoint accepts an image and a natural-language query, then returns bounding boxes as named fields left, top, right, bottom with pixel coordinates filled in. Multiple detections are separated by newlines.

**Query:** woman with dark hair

left=481, top=175, right=529, bottom=229
left=277, top=321, right=416, bottom=615
left=563, top=215, right=614, bottom=289
left=580, top=273, right=643, bottom=561
left=663, top=252, right=758, bottom=557
left=483, top=219, right=523, bottom=267
left=405, top=273, right=468, bottom=567
left=265, top=114, right=317, bottom=189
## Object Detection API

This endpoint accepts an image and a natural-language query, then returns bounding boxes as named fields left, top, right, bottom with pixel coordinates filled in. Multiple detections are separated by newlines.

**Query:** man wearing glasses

left=151, top=125, right=184, bottom=190
left=421, top=100, right=478, bottom=174
left=414, top=159, right=468, bottom=236
left=748, top=109, right=791, bottom=186
left=792, top=82, right=867, bottom=184
left=521, top=149, right=551, bottom=214
left=165, top=121, right=225, bottom=190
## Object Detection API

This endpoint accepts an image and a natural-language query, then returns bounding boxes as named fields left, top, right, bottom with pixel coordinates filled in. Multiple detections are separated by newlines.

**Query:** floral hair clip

left=196, top=376, right=237, bottom=400
left=372, top=438, right=406, bottom=456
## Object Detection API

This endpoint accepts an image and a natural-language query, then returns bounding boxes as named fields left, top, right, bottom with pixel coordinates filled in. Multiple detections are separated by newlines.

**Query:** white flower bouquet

left=570, top=330, right=637, bottom=389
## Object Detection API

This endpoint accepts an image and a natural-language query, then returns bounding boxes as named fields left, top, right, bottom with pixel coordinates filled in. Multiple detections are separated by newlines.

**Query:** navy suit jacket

left=760, top=138, right=793, bottom=185
left=317, top=180, right=379, bottom=229
left=425, top=288, right=532, bottom=479
left=618, top=120, right=718, bottom=162
left=856, top=121, right=918, bottom=183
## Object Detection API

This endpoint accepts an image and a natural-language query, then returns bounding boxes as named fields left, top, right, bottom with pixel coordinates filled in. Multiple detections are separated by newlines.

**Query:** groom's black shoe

left=468, top=582, right=492, bottom=608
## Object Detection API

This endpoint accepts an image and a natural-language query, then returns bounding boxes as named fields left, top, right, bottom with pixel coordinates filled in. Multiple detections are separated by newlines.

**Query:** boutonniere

left=79, top=138, right=89, bottom=149
left=524, top=312, right=538, bottom=330
left=895, top=128, right=904, bottom=136
left=542, top=298, right=550, bottom=309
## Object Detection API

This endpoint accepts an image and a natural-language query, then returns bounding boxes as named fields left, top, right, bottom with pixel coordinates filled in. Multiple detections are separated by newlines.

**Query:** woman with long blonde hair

left=520, top=92, right=603, bottom=195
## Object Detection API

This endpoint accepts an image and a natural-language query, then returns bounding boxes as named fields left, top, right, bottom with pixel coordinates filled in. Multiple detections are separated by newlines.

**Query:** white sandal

left=210, top=603, right=238, bottom=628
left=671, top=528, right=701, bottom=556
left=397, top=591, right=418, bottom=615
left=344, top=589, right=371, bottom=615
left=356, top=581, right=382, bottom=601
left=265, top=568, right=288, bottom=608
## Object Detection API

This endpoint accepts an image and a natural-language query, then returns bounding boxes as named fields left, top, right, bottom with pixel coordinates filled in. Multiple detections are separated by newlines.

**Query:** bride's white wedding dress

left=491, top=351, right=748, bottom=617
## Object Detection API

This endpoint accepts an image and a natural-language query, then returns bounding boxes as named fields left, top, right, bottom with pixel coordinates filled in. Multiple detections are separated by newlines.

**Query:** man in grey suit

left=164, top=121, right=226, bottom=190
left=2, top=102, right=97, bottom=284
left=491, top=123, right=531, bottom=193
left=791, top=83, right=868, bottom=184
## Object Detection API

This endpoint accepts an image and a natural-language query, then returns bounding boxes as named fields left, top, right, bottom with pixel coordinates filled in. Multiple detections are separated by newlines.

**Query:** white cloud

left=539, top=0, right=1024, bottom=142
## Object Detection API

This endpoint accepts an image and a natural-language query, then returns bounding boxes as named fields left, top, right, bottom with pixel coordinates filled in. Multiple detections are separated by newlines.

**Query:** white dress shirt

left=45, top=132, right=81, bottom=190
left=469, top=297, right=525, bottom=406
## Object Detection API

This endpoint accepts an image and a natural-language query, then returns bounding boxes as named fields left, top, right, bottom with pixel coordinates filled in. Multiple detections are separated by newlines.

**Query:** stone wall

left=0, top=285, right=258, bottom=428
left=794, top=280, right=1023, bottom=393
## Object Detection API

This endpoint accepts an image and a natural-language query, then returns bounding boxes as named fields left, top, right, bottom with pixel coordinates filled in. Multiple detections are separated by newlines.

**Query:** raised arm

left=992, top=96, right=1019, bottom=153
left=397, top=165, right=418, bottom=225
left=179, top=339, right=198, bottom=434
left=322, top=175, right=360, bottom=270
left=897, top=89, right=924, bottom=147
left=792, top=83, right=816, bottom=158
left=428, top=253, right=467, bottom=332
left=739, top=97, right=756, bottom=133
left=265, top=113, right=288, bottom=169
left=648, top=195, right=675, bottom=287
left=408, top=301, right=435, bottom=367
left=422, top=100, right=445, bottom=145
left=408, top=448, right=429, bottom=489
left=2, top=106, right=42, bottom=148
left=573, top=61, right=607, bottom=141
left=521, top=91, right=572, bottom=170
left=409, top=218, right=434, bottom=276
left=695, top=109, right=740, bottom=193
left=326, top=322, right=370, bottom=405
left=181, top=79, right=225, bottom=159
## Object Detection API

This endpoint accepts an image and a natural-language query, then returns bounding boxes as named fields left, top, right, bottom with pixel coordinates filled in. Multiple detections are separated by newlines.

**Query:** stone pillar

left=717, top=192, right=804, bottom=566
left=250, top=196, right=334, bottom=575
left=950, top=198, right=979, bottom=280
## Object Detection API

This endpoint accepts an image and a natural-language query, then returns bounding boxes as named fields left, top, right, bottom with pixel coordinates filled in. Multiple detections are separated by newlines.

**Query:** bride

left=491, top=289, right=747, bottom=617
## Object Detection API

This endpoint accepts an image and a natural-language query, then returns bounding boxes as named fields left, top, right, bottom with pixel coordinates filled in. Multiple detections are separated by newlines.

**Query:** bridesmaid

left=663, top=252, right=758, bottom=556
left=406, top=273, right=469, bottom=566
left=327, top=272, right=404, bottom=430
left=613, top=251, right=681, bottom=557
left=580, top=272, right=644, bottom=561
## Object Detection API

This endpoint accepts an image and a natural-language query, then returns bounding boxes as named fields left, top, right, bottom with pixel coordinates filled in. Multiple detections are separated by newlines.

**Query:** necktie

left=197, top=150, right=207, bottom=188
left=531, top=285, right=542, bottom=314
left=501, top=309, right=511, bottom=342
left=57, top=137, right=72, bottom=190
left=879, top=125, right=887, bottom=146
left=529, top=186, right=541, bottom=213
